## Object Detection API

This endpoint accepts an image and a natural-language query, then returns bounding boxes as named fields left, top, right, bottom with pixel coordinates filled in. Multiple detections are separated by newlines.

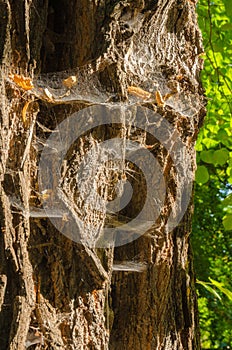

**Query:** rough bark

left=0, top=0, right=205, bottom=349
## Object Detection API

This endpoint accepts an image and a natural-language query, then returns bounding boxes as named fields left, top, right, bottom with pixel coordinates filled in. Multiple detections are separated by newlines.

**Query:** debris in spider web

left=22, top=100, right=32, bottom=124
left=155, top=90, right=165, bottom=106
left=32, top=65, right=114, bottom=105
left=20, top=116, right=37, bottom=168
left=62, top=75, right=77, bottom=88
left=29, top=207, right=69, bottom=219
left=43, top=87, right=54, bottom=102
left=25, top=327, right=43, bottom=349
left=127, top=86, right=152, bottom=100
left=36, top=120, right=59, bottom=133
left=5, top=18, right=203, bottom=118
left=33, top=136, right=68, bottom=153
left=112, top=261, right=147, bottom=272
left=5, top=56, right=201, bottom=117
left=9, top=195, right=69, bottom=219
left=105, top=212, right=154, bottom=232
left=8, top=73, right=34, bottom=91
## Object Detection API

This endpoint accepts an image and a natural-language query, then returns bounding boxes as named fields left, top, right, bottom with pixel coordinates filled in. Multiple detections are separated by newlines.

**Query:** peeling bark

left=0, top=0, right=205, bottom=349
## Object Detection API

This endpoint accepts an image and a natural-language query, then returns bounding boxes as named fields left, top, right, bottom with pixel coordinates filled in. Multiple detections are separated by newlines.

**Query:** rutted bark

left=0, top=0, right=205, bottom=349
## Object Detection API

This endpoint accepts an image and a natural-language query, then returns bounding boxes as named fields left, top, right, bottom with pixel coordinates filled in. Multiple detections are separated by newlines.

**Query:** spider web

left=4, top=12, right=203, bottom=252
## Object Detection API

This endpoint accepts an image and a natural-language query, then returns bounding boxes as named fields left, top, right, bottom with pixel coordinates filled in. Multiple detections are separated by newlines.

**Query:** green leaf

left=206, top=123, right=219, bottom=134
left=202, top=138, right=219, bottom=149
left=209, top=278, right=232, bottom=301
left=226, top=160, right=232, bottom=176
left=197, top=280, right=222, bottom=301
left=217, top=128, right=231, bottom=148
left=225, top=1, right=232, bottom=16
left=213, top=42, right=225, bottom=52
left=221, top=194, right=232, bottom=206
left=217, top=129, right=228, bottom=142
left=195, top=165, right=209, bottom=185
left=228, top=176, right=232, bottom=184
left=212, top=148, right=229, bottom=165
left=195, top=132, right=204, bottom=151
left=200, top=150, right=215, bottom=164
left=222, top=214, right=232, bottom=231
left=221, top=23, right=232, bottom=31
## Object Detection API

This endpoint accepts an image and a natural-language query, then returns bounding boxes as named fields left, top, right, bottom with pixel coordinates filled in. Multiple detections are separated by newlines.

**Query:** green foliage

left=193, top=0, right=232, bottom=348
left=197, top=278, right=232, bottom=302
left=195, top=165, right=210, bottom=184
left=197, top=280, right=222, bottom=301
left=209, top=278, right=232, bottom=301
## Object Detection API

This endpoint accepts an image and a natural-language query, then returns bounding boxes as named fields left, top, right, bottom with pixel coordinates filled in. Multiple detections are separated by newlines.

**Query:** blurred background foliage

left=193, top=0, right=232, bottom=348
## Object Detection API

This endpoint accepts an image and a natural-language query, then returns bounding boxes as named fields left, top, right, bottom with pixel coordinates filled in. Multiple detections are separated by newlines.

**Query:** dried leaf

left=22, top=101, right=31, bottom=124
left=43, top=88, right=54, bottom=102
left=163, top=92, right=174, bottom=101
left=62, top=75, right=77, bottom=89
left=155, top=90, right=165, bottom=106
left=127, top=86, right=151, bottom=100
left=9, top=73, right=34, bottom=91
left=40, top=189, right=52, bottom=200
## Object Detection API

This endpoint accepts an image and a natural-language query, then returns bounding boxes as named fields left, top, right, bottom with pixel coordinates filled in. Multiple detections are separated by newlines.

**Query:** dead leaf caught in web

left=62, top=75, right=77, bottom=89
left=43, top=88, right=54, bottom=102
left=127, top=86, right=152, bottom=100
left=155, top=90, right=165, bottom=106
left=9, top=73, right=34, bottom=91
left=22, top=100, right=32, bottom=124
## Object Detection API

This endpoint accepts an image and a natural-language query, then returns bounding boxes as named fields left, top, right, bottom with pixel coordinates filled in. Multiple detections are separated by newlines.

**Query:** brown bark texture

left=0, top=0, right=206, bottom=349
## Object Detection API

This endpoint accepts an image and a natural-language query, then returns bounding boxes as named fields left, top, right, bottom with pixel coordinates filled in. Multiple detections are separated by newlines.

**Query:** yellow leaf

left=155, top=90, right=165, bottom=106
left=127, top=86, right=151, bottom=100
left=62, top=75, right=77, bottom=89
left=22, top=100, right=31, bottom=124
left=9, top=74, right=34, bottom=91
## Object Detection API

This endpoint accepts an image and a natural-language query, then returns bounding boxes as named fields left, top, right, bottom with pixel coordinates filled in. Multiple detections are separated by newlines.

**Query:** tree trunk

left=0, top=0, right=205, bottom=349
